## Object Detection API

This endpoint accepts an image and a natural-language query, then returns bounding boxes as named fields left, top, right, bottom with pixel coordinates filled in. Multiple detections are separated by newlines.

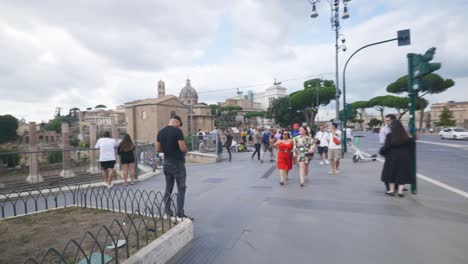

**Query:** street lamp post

left=308, top=0, right=350, bottom=125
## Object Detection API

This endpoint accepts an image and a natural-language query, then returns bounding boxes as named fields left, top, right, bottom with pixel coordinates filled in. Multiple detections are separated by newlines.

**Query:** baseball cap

left=171, top=115, right=183, bottom=127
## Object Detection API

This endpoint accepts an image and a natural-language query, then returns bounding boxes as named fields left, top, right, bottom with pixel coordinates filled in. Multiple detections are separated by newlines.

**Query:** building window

left=141, top=111, right=147, bottom=120
left=170, top=111, right=176, bottom=118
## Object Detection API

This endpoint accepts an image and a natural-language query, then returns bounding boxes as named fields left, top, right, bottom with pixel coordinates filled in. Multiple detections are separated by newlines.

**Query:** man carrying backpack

left=261, top=128, right=273, bottom=163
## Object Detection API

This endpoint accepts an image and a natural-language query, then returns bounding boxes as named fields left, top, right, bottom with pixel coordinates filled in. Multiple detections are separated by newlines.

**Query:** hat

left=293, top=123, right=299, bottom=129
left=171, top=115, right=183, bottom=127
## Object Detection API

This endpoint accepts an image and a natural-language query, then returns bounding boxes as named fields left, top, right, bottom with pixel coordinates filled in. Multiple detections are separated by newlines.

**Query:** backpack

left=262, top=132, right=271, bottom=144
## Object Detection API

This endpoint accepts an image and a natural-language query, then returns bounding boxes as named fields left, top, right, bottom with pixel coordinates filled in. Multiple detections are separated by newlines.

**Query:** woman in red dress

left=274, top=131, right=293, bottom=185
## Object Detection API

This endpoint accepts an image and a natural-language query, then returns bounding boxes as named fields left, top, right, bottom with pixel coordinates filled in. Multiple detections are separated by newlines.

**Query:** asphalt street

left=353, top=131, right=468, bottom=193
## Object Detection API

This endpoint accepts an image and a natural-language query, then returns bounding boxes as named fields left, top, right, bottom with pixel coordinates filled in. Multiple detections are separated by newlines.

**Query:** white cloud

left=0, top=0, right=467, bottom=122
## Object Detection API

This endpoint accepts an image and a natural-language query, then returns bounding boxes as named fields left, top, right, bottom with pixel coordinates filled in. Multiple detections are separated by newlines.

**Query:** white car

left=439, top=127, right=468, bottom=140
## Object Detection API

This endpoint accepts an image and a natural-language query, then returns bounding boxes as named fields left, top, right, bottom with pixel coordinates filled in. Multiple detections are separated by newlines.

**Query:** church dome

left=179, top=78, right=198, bottom=105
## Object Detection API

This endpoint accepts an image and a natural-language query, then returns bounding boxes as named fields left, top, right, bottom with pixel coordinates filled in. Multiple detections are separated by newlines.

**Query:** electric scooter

left=352, top=135, right=377, bottom=163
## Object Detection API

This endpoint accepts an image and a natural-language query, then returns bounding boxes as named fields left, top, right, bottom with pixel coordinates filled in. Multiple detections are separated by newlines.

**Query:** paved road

left=160, top=151, right=468, bottom=264
left=353, top=131, right=468, bottom=193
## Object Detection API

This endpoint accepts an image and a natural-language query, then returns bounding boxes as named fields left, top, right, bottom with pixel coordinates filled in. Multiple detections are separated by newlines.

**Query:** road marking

left=359, top=150, right=468, bottom=199
left=417, top=140, right=468, bottom=150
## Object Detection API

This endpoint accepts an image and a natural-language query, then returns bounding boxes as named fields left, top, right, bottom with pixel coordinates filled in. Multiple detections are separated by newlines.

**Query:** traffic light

left=413, top=47, right=441, bottom=79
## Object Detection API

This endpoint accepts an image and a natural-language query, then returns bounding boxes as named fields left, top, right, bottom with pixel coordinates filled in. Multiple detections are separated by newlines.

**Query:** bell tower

left=157, top=80, right=165, bottom=98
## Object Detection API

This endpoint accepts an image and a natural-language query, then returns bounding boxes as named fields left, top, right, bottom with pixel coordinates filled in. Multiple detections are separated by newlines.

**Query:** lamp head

left=342, top=5, right=350, bottom=19
left=310, top=4, right=318, bottom=18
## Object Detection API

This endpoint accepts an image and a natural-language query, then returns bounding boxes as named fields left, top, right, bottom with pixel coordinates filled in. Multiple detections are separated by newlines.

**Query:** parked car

left=438, top=127, right=468, bottom=140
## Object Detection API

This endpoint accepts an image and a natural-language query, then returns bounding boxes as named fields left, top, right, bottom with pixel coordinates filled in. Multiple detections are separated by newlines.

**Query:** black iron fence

left=1, top=184, right=181, bottom=264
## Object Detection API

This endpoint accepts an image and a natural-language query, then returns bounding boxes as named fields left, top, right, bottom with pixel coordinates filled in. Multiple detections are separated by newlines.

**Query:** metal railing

left=0, top=144, right=159, bottom=193
left=190, top=133, right=220, bottom=153
left=0, top=184, right=181, bottom=264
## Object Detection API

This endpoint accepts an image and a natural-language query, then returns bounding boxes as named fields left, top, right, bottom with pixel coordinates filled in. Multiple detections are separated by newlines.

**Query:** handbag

left=333, top=135, right=341, bottom=145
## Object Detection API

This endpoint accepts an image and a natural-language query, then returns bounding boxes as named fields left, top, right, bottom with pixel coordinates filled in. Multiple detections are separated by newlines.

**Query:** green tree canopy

left=368, top=118, right=382, bottom=128
left=46, top=117, right=62, bottom=133
left=267, top=97, right=303, bottom=127
left=208, top=104, right=219, bottom=116
left=436, top=107, right=456, bottom=127
left=0, top=115, right=18, bottom=143
left=387, top=73, right=455, bottom=131
left=289, top=78, right=336, bottom=127
left=95, top=104, right=107, bottom=109
left=368, top=95, right=397, bottom=121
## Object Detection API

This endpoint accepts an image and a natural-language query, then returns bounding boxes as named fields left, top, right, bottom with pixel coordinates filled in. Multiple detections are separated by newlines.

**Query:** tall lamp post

left=308, top=0, right=351, bottom=125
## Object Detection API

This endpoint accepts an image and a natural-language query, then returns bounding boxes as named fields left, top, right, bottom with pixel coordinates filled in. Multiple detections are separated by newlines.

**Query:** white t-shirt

left=328, top=130, right=342, bottom=149
left=95, top=137, right=118, bottom=161
left=315, top=131, right=330, bottom=147
left=346, top=128, right=353, bottom=139
left=379, top=125, right=390, bottom=145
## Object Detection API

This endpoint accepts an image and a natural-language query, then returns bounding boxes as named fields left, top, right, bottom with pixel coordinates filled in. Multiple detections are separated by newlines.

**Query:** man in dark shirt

left=157, top=115, right=193, bottom=220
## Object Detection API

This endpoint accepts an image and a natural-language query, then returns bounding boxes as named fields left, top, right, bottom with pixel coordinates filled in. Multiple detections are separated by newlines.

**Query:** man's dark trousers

left=252, top=143, right=261, bottom=160
left=163, top=159, right=186, bottom=217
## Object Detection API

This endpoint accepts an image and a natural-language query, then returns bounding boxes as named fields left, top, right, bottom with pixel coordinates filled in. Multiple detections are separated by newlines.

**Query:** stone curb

left=123, top=219, right=193, bottom=264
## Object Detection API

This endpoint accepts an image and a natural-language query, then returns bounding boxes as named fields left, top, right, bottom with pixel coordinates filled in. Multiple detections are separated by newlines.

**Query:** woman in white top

left=95, top=131, right=118, bottom=187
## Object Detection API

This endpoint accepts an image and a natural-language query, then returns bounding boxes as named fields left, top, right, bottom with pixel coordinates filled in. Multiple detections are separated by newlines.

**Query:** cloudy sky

left=1, top=0, right=467, bottom=122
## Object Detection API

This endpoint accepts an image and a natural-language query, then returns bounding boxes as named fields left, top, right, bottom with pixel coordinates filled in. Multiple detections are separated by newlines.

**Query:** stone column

left=112, top=124, right=121, bottom=177
left=26, top=122, right=43, bottom=183
left=60, top=122, right=75, bottom=178
left=89, top=123, right=99, bottom=174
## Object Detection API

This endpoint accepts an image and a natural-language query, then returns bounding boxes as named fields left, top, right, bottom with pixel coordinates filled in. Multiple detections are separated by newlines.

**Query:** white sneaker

left=319, top=161, right=324, bottom=165
left=325, top=160, right=330, bottom=165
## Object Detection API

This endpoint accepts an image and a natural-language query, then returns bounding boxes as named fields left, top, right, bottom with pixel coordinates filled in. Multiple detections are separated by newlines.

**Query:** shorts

left=328, top=149, right=342, bottom=161
left=262, top=143, right=272, bottom=152
left=100, top=160, right=116, bottom=169
left=318, top=146, right=328, bottom=155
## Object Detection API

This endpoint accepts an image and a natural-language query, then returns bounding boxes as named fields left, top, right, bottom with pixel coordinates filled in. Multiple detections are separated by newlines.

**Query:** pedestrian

left=247, top=128, right=253, bottom=145
left=197, top=129, right=204, bottom=141
left=224, top=129, right=233, bottom=162
left=274, top=130, right=293, bottom=185
left=269, top=129, right=278, bottom=162
left=95, top=131, right=118, bottom=187
left=261, top=128, right=273, bottom=163
left=315, top=125, right=330, bottom=165
left=291, top=123, right=300, bottom=138
left=117, top=133, right=136, bottom=186
left=156, top=115, right=193, bottom=220
left=328, top=122, right=342, bottom=174
left=293, top=126, right=315, bottom=187
left=241, top=128, right=248, bottom=144
left=346, top=127, right=353, bottom=145
left=274, top=129, right=282, bottom=140
left=380, top=119, right=415, bottom=197
left=251, top=127, right=262, bottom=161
left=379, top=114, right=396, bottom=191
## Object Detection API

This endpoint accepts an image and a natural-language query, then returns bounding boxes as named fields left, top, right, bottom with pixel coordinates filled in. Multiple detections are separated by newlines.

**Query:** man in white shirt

left=328, top=123, right=342, bottom=174
left=379, top=114, right=396, bottom=191
left=315, top=125, right=330, bottom=165
left=95, top=131, right=118, bottom=187
left=379, top=114, right=396, bottom=145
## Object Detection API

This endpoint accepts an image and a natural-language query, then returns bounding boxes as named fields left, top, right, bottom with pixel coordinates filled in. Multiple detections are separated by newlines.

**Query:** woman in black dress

left=380, top=120, right=415, bottom=197
left=118, top=134, right=136, bottom=185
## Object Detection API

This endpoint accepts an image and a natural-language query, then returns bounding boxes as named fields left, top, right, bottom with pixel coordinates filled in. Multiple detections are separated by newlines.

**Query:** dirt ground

left=0, top=207, right=175, bottom=264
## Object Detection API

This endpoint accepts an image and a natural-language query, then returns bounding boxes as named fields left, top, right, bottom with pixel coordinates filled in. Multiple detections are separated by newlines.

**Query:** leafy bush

left=0, top=149, right=20, bottom=167
left=48, top=151, right=63, bottom=164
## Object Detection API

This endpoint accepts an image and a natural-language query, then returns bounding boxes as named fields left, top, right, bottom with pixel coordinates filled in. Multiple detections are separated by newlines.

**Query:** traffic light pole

left=407, top=53, right=418, bottom=194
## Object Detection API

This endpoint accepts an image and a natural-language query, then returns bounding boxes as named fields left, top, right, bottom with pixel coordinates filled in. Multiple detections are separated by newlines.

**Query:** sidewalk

left=138, top=151, right=468, bottom=264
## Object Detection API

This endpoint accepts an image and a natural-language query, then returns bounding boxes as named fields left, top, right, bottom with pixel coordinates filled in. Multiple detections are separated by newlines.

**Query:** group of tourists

left=242, top=122, right=343, bottom=187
